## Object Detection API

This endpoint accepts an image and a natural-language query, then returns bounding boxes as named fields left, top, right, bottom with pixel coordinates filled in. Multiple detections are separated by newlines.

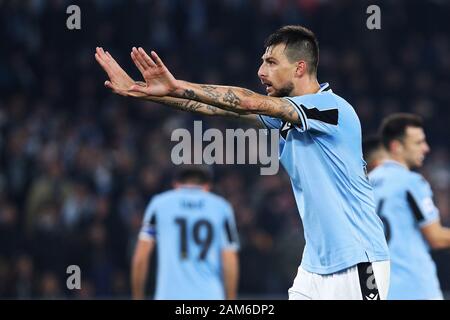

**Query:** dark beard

left=271, top=82, right=294, bottom=97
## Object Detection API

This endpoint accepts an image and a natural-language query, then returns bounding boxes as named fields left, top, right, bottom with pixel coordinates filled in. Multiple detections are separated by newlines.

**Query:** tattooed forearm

left=268, top=100, right=298, bottom=119
left=182, top=89, right=198, bottom=100
left=223, top=89, right=241, bottom=108
left=205, top=104, right=243, bottom=118
left=200, top=85, right=222, bottom=101
left=185, top=100, right=205, bottom=112
left=144, top=95, right=246, bottom=118
left=241, top=88, right=255, bottom=97
left=172, top=81, right=299, bottom=123
left=262, top=99, right=298, bottom=121
left=174, top=81, right=251, bottom=112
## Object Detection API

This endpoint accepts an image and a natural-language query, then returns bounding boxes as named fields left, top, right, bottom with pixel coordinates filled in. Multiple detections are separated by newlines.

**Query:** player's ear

left=390, top=140, right=403, bottom=155
left=295, top=60, right=307, bottom=77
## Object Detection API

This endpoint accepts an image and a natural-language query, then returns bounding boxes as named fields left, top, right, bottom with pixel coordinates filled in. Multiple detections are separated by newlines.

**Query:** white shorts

left=288, top=261, right=390, bottom=300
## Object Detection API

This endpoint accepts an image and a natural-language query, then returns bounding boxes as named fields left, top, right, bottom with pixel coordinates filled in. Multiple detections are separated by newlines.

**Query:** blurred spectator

left=38, top=272, right=62, bottom=300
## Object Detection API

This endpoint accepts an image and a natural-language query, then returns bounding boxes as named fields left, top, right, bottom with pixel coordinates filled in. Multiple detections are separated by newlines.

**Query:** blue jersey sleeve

left=283, top=95, right=338, bottom=134
left=407, top=175, right=440, bottom=228
left=139, top=196, right=158, bottom=241
left=220, top=202, right=240, bottom=251
left=258, top=114, right=282, bottom=130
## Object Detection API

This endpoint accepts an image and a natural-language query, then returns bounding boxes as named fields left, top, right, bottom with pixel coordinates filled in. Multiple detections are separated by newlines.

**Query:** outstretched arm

left=129, top=48, right=300, bottom=124
left=94, top=47, right=256, bottom=120
left=146, top=95, right=257, bottom=120
left=173, top=81, right=297, bottom=122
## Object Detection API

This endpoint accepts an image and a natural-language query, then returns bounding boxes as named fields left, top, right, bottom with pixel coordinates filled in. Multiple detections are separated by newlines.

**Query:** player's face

left=257, top=44, right=297, bottom=97
left=402, top=126, right=430, bottom=169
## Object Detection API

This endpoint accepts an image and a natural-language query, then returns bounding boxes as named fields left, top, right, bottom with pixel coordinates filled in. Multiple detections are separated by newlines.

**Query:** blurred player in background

left=362, top=135, right=388, bottom=173
left=369, top=113, right=450, bottom=299
left=131, top=166, right=239, bottom=300
left=96, top=25, right=390, bottom=300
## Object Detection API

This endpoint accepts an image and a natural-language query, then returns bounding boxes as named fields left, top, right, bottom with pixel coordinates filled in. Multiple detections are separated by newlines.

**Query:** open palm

left=129, top=47, right=178, bottom=96
left=95, top=47, right=145, bottom=97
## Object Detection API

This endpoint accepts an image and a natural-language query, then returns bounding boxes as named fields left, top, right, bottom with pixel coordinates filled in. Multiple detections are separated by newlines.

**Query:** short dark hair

left=379, top=113, right=424, bottom=150
left=362, top=135, right=383, bottom=162
left=264, top=25, right=319, bottom=75
left=174, top=165, right=213, bottom=185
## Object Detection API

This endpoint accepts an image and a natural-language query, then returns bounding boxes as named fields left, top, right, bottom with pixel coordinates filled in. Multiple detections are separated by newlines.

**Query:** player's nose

left=257, top=64, right=266, bottom=80
left=424, top=142, right=430, bottom=154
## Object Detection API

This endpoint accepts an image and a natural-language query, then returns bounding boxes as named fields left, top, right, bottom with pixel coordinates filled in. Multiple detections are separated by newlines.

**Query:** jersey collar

left=382, top=159, right=409, bottom=170
left=178, top=184, right=205, bottom=190
left=318, top=82, right=332, bottom=93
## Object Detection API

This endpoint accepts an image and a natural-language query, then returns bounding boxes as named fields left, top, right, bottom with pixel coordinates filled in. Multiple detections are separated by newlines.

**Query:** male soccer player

left=362, top=135, right=388, bottom=173
left=96, top=25, right=390, bottom=300
left=369, top=113, right=450, bottom=300
left=131, top=166, right=239, bottom=300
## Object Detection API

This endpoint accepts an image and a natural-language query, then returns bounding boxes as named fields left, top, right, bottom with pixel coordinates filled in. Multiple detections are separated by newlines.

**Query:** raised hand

left=129, top=47, right=178, bottom=97
left=94, top=47, right=145, bottom=97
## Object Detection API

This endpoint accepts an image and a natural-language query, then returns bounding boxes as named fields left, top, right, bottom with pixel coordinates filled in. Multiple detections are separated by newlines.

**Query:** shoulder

left=369, top=162, right=409, bottom=186
left=408, top=171, right=431, bottom=189
left=148, top=190, right=177, bottom=205
left=368, top=165, right=384, bottom=180
left=368, top=164, right=390, bottom=188
left=287, top=91, right=338, bottom=108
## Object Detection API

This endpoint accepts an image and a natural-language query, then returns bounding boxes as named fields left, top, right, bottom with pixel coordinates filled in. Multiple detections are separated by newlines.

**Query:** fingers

left=95, top=54, right=114, bottom=80
left=95, top=47, right=107, bottom=66
left=150, top=51, right=165, bottom=68
left=133, top=47, right=153, bottom=69
left=138, top=47, right=157, bottom=68
left=105, top=80, right=127, bottom=96
left=96, top=47, right=129, bottom=80
left=95, top=47, right=114, bottom=75
left=131, top=47, right=146, bottom=74
left=96, top=47, right=118, bottom=68
left=105, top=51, right=115, bottom=62
left=105, top=80, right=119, bottom=92
left=96, top=47, right=109, bottom=65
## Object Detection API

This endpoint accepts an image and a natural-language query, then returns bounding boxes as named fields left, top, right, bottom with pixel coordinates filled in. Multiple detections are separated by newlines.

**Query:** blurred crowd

left=0, top=0, right=449, bottom=299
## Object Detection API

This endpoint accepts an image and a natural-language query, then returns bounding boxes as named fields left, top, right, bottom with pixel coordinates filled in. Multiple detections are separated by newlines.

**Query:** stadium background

left=0, top=0, right=449, bottom=299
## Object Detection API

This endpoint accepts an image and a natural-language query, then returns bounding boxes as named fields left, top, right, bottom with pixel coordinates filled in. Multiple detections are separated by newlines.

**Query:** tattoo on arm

left=148, top=95, right=246, bottom=118
left=253, top=99, right=299, bottom=123
left=241, top=88, right=255, bottom=97
left=223, top=89, right=241, bottom=108
left=177, top=84, right=298, bottom=122
left=200, top=85, right=222, bottom=100
left=272, top=100, right=298, bottom=119
left=182, top=89, right=198, bottom=100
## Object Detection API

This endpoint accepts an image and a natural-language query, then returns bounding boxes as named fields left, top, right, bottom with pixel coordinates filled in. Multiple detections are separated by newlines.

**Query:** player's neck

left=292, top=77, right=320, bottom=96
left=386, top=156, right=410, bottom=170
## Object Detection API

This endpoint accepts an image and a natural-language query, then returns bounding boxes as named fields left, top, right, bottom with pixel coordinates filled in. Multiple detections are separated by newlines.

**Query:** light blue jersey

left=139, top=186, right=239, bottom=300
left=259, top=83, right=389, bottom=274
left=369, top=160, right=442, bottom=299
